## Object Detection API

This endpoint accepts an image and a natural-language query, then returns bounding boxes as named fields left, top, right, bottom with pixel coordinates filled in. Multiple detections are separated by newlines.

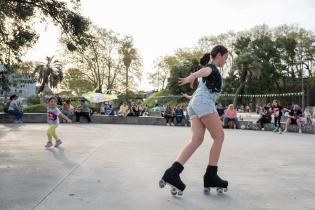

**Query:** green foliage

left=167, top=58, right=200, bottom=95
left=160, top=24, right=315, bottom=106
left=61, top=68, right=94, bottom=95
left=0, top=0, right=90, bottom=64
left=143, top=89, right=188, bottom=108
left=24, top=104, right=47, bottom=113
left=143, top=90, right=170, bottom=108
left=113, top=91, right=140, bottom=108
left=27, top=95, right=40, bottom=105
left=33, top=56, right=63, bottom=93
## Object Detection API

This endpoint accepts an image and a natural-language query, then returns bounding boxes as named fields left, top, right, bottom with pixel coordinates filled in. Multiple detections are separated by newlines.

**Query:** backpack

left=4, top=100, right=11, bottom=113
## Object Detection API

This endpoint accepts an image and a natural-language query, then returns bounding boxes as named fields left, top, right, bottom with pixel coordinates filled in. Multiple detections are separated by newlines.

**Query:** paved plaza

left=0, top=124, right=314, bottom=210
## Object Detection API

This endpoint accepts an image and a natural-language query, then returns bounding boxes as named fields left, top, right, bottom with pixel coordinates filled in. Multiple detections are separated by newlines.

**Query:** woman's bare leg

left=200, top=113, right=225, bottom=166
left=176, top=117, right=206, bottom=165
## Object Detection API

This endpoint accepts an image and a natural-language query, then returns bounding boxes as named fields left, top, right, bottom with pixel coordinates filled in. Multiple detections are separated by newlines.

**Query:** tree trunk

left=125, top=66, right=129, bottom=93
left=233, top=83, right=245, bottom=107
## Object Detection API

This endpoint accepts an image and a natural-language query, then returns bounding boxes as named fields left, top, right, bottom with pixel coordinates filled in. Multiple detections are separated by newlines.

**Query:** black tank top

left=202, top=63, right=222, bottom=92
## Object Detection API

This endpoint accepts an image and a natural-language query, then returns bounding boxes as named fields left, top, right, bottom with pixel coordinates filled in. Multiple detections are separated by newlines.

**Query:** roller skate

left=159, top=162, right=186, bottom=196
left=203, top=165, right=228, bottom=194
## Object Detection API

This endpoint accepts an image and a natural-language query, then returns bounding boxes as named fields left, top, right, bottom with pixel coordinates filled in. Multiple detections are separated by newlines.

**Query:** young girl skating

left=45, top=97, right=72, bottom=148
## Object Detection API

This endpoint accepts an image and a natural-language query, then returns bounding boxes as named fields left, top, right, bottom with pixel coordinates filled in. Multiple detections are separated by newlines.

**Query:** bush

left=27, top=95, right=40, bottom=105
left=24, top=104, right=47, bottom=113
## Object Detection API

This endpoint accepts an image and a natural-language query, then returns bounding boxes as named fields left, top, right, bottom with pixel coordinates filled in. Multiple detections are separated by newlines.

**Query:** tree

left=149, top=56, right=177, bottom=90
left=230, top=52, right=262, bottom=106
left=155, top=49, right=202, bottom=95
left=61, top=68, right=94, bottom=95
left=197, top=31, right=236, bottom=77
left=61, top=26, right=122, bottom=92
left=118, top=36, right=142, bottom=92
left=0, top=0, right=90, bottom=65
left=33, top=56, right=63, bottom=93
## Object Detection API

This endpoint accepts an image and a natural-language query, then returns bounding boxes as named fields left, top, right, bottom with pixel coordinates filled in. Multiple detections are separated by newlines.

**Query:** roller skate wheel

left=159, top=179, right=166, bottom=188
left=217, top=188, right=223, bottom=193
left=204, top=187, right=210, bottom=194
left=177, top=191, right=183, bottom=196
left=223, top=188, right=228, bottom=192
left=171, top=187, right=177, bottom=195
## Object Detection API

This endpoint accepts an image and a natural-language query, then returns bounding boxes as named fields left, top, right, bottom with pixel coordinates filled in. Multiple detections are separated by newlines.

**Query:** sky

left=24, top=0, right=315, bottom=91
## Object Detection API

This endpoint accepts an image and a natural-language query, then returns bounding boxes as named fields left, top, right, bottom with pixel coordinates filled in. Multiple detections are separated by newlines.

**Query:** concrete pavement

left=0, top=123, right=315, bottom=210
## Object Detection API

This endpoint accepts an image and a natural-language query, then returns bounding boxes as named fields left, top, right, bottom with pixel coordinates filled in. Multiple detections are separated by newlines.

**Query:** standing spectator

left=256, top=104, right=272, bottom=131
left=223, top=104, right=239, bottom=128
left=164, top=105, right=175, bottom=126
left=272, top=99, right=283, bottom=133
left=284, top=104, right=303, bottom=133
left=7, top=95, right=24, bottom=123
left=175, top=104, right=184, bottom=125
left=118, top=102, right=129, bottom=117
left=75, top=99, right=91, bottom=123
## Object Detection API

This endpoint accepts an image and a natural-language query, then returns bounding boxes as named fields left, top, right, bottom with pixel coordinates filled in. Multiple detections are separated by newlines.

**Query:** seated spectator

left=182, top=105, right=190, bottom=126
left=104, top=104, right=115, bottom=116
left=75, top=99, right=91, bottom=123
left=138, top=105, right=146, bottom=116
left=100, top=103, right=106, bottom=115
left=256, top=104, right=272, bottom=130
left=223, top=104, right=239, bottom=128
left=118, top=102, right=129, bottom=117
left=256, top=105, right=262, bottom=115
left=56, top=94, right=63, bottom=106
left=216, top=103, right=225, bottom=122
left=244, top=105, right=250, bottom=112
left=174, top=104, right=184, bottom=125
left=164, top=105, right=175, bottom=126
left=61, top=100, right=74, bottom=122
left=160, top=105, right=166, bottom=117
left=7, top=94, right=24, bottom=123
left=128, top=103, right=140, bottom=117
left=153, top=104, right=161, bottom=112
left=301, top=108, right=313, bottom=125
left=0, top=98, right=5, bottom=112
left=284, top=104, right=303, bottom=133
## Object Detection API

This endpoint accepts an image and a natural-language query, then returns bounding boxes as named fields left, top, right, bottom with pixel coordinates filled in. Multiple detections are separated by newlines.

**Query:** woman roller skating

left=159, top=45, right=229, bottom=196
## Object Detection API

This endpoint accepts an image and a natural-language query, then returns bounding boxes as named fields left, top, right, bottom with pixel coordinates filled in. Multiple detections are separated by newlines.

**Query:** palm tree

left=118, top=36, right=140, bottom=92
left=33, top=56, right=63, bottom=94
left=231, top=52, right=262, bottom=106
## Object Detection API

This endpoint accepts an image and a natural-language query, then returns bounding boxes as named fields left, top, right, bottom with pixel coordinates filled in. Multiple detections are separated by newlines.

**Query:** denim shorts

left=187, top=91, right=219, bottom=120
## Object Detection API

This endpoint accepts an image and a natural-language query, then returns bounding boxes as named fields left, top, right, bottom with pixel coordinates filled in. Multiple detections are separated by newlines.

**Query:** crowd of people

left=1, top=94, right=314, bottom=134
left=214, top=100, right=314, bottom=133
